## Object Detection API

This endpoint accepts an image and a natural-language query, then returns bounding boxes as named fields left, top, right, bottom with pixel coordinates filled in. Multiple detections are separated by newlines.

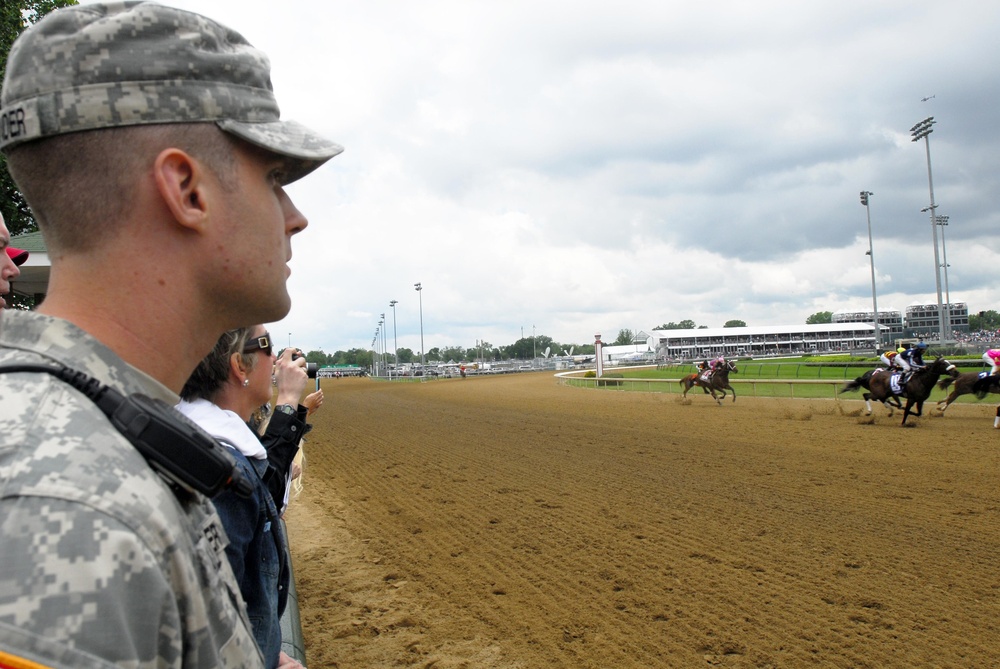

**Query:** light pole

left=414, top=283, right=424, bottom=367
left=860, top=191, right=880, bottom=350
left=911, top=116, right=947, bottom=343
left=380, top=313, right=387, bottom=377
left=389, top=300, right=398, bottom=377
left=934, top=215, right=951, bottom=311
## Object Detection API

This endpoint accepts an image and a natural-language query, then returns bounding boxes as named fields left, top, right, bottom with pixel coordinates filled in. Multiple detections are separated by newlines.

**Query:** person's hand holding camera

left=274, top=348, right=309, bottom=407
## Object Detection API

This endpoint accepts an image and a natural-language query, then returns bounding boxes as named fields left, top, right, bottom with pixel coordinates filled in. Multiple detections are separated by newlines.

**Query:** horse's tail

left=937, top=376, right=956, bottom=391
left=839, top=378, right=863, bottom=394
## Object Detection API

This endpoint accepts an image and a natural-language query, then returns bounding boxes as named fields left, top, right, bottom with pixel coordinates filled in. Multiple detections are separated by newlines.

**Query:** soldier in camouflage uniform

left=0, top=3, right=342, bottom=668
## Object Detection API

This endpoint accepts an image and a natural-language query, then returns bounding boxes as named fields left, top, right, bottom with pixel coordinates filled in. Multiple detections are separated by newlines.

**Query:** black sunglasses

left=243, top=333, right=273, bottom=356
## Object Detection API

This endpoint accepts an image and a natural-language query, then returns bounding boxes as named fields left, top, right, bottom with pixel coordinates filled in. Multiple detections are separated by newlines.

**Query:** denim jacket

left=212, top=451, right=289, bottom=669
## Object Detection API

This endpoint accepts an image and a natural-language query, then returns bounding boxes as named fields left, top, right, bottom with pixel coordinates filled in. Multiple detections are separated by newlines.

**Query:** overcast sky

left=82, top=1, right=1000, bottom=354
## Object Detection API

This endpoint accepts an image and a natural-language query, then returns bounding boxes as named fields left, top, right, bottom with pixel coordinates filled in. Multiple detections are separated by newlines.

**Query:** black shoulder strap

left=0, top=363, right=251, bottom=498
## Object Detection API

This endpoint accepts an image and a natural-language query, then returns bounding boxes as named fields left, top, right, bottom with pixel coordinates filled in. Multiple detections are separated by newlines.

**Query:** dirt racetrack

left=285, top=371, right=1000, bottom=668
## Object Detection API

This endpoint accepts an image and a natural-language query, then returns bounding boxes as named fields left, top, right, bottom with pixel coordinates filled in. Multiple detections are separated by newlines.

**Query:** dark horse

left=680, top=359, right=738, bottom=404
left=838, top=369, right=903, bottom=410
left=864, top=356, right=958, bottom=425
left=936, top=371, right=1000, bottom=413
left=972, top=374, right=1000, bottom=429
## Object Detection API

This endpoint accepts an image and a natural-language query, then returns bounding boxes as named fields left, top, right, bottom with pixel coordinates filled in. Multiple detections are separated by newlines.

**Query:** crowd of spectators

left=954, top=329, right=1000, bottom=346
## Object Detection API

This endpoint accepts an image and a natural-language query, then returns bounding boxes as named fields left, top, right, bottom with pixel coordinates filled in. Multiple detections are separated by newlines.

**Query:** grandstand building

left=904, top=302, right=969, bottom=339
left=832, top=309, right=904, bottom=343
left=652, top=323, right=877, bottom=360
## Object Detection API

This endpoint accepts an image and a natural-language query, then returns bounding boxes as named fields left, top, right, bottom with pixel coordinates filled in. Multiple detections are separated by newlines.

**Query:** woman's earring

left=243, top=378, right=250, bottom=387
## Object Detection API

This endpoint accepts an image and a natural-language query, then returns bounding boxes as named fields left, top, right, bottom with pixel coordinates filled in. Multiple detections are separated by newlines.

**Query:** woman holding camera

left=176, top=325, right=308, bottom=669
left=256, top=346, right=321, bottom=515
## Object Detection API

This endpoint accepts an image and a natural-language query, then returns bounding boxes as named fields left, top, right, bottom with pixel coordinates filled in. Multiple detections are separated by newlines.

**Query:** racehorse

left=972, top=374, right=1000, bottom=429
left=680, top=359, right=738, bottom=404
left=838, top=368, right=903, bottom=410
left=936, top=371, right=1000, bottom=413
left=864, top=356, right=958, bottom=425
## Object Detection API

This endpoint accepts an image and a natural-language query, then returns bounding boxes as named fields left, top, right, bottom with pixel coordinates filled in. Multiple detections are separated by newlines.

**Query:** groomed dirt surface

left=285, top=372, right=1000, bottom=668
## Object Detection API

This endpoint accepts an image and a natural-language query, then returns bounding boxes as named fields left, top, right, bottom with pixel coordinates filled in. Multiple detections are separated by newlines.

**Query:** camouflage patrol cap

left=0, top=1, right=343, bottom=184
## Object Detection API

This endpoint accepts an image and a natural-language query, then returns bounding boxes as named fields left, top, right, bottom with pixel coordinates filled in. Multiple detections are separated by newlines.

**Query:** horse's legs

left=863, top=392, right=873, bottom=415
left=937, top=391, right=957, bottom=412
left=901, top=399, right=916, bottom=425
left=726, top=383, right=737, bottom=403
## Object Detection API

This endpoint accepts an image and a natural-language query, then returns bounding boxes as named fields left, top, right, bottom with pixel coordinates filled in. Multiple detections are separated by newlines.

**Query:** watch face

left=277, top=404, right=296, bottom=415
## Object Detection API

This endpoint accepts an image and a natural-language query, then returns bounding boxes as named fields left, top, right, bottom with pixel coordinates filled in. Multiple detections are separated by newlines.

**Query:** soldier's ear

left=154, top=148, right=210, bottom=232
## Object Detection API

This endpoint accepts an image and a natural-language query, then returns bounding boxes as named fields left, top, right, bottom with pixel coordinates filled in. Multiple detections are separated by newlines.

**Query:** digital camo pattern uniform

left=0, top=1, right=343, bottom=184
left=0, top=310, right=263, bottom=668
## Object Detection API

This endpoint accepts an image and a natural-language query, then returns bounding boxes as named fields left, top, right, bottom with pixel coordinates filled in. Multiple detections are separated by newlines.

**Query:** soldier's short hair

left=7, top=124, right=237, bottom=252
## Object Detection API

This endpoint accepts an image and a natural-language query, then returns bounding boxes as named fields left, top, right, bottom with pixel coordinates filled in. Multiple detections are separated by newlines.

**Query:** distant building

left=652, top=323, right=876, bottom=360
left=903, top=302, right=969, bottom=339
left=832, top=309, right=904, bottom=344
left=601, top=333, right=655, bottom=364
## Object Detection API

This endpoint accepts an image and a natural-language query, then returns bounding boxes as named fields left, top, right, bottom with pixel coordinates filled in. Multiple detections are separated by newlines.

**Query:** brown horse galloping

left=865, top=357, right=958, bottom=425
left=839, top=368, right=903, bottom=410
left=680, top=359, right=738, bottom=404
left=936, top=371, right=1000, bottom=413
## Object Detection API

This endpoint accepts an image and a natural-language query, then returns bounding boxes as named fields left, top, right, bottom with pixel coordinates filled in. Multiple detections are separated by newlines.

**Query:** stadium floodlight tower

left=934, top=215, right=951, bottom=308
left=860, top=191, right=880, bottom=350
left=389, top=300, right=398, bottom=377
left=380, top=313, right=387, bottom=377
left=910, top=116, right=947, bottom=343
left=414, top=282, right=425, bottom=368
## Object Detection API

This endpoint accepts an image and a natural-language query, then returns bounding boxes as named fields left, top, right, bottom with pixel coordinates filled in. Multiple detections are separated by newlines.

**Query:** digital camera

left=291, top=352, right=319, bottom=379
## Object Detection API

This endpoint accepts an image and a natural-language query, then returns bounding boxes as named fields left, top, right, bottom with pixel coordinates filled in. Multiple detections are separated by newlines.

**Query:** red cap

left=5, top=247, right=28, bottom=266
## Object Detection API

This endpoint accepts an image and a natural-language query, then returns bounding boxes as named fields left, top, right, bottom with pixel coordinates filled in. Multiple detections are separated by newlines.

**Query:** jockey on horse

left=699, top=354, right=726, bottom=382
left=879, top=348, right=901, bottom=372
left=982, top=348, right=1000, bottom=376
left=896, top=341, right=928, bottom=386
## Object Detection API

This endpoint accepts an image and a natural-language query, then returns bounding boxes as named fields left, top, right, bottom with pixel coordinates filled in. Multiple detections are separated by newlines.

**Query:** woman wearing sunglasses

left=176, top=325, right=308, bottom=669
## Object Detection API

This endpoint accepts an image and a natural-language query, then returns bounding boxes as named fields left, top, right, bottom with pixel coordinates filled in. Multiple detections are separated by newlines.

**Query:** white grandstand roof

left=651, top=323, right=875, bottom=339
